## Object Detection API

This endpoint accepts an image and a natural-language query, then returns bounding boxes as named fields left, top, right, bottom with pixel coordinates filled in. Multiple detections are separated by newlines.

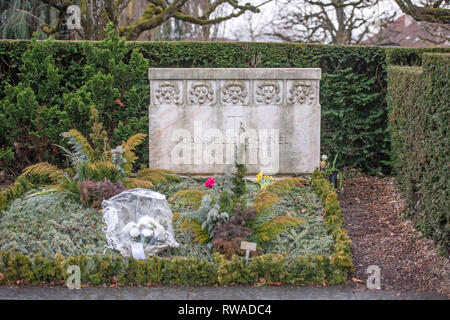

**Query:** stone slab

left=148, top=68, right=321, bottom=175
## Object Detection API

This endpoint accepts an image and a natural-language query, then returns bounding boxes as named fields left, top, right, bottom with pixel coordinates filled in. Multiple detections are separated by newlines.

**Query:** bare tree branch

left=119, top=0, right=264, bottom=40
left=394, top=0, right=450, bottom=24
left=270, top=0, right=396, bottom=44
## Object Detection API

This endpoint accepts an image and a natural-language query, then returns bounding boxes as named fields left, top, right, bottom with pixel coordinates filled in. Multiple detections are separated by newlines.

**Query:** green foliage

left=214, top=253, right=256, bottom=285
left=254, top=177, right=305, bottom=214
left=254, top=215, right=306, bottom=244
left=0, top=30, right=149, bottom=173
left=388, top=54, right=450, bottom=253
left=310, top=169, right=353, bottom=283
left=211, top=204, right=256, bottom=256
left=136, top=168, right=180, bottom=185
left=2, top=41, right=448, bottom=174
left=175, top=174, right=335, bottom=262
left=0, top=192, right=110, bottom=258
left=179, top=218, right=211, bottom=244
left=1, top=105, right=149, bottom=209
left=254, top=190, right=280, bottom=215
left=231, top=163, right=247, bottom=205
left=256, top=185, right=333, bottom=260
left=385, top=47, right=450, bottom=66
left=177, top=193, right=226, bottom=244
left=0, top=173, right=351, bottom=286
left=169, top=189, right=205, bottom=209
left=0, top=174, right=48, bottom=213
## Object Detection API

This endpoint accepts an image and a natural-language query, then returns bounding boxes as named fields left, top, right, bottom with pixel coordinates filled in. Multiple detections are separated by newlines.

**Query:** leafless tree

left=269, top=0, right=397, bottom=44
left=230, top=10, right=267, bottom=41
left=18, top=0, right=269, bottom=40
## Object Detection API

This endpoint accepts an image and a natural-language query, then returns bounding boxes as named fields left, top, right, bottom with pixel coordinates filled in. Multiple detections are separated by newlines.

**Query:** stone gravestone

left=148, top=68, right=321, bottom=175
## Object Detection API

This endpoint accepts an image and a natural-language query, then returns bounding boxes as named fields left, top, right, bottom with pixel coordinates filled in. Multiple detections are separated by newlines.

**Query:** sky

left=219, top=0, right=401, bottom=42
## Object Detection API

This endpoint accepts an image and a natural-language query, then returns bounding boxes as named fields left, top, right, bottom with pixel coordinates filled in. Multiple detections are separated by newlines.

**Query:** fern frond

left=20, top=162, right=65, bottom=184
left=179, top=218, right=211, bottom=244
left=169, top=189, right=205, bottom=209
left=136, top=168, right=180, bottom=184
left=254, top=215, right=306, bottom=243
left=254, top=177, right=306, bottom=215
left=123, top=133, right=147, bottom=152
left=172, top=212, right=180, bottom=224
left=87, top=160, right=120, bottom=182
left=149, top=168, right=175, bottom=174
left=73, top=160, right=91, bottom=182
left=121, top=133, right=147, bottom=173
left=53, top=143, right=86, bottom=165
left=265, top=177, right=306, bottom=195
left=145, top=168, right=179, bottom=180
left=137, top=170, right=166, bottom=184
left=254, top=190, right=279, bottom=215
left=62, top=129, right=94, bottom=160
left=89, top=160, right=117, bottom=171
left=123, top=178, right=153, bottom=189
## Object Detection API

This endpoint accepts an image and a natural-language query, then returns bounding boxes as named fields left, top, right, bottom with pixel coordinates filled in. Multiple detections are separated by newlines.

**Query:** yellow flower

left=320, top=161, right=326, bottom=168
left=256, top=172, right=262, bottom=182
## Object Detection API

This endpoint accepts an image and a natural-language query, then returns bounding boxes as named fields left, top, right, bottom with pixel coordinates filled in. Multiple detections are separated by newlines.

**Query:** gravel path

left=339, top=173, right=449, bottom=297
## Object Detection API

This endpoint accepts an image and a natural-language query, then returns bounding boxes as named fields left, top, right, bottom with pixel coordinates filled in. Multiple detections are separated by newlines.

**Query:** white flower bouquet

left=122, top=216, right=168, bottom=246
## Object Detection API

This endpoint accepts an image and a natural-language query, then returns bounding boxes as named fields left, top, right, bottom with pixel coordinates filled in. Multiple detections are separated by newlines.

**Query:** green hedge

left=388, top=53, right=449, bottom=253
left=0, top=172, right=352, bottom=286
left=1, top=39, right=448, bottom=175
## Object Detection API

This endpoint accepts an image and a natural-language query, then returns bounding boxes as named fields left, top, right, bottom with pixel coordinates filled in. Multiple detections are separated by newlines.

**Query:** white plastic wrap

left=101, top=188, right=179, bottom=257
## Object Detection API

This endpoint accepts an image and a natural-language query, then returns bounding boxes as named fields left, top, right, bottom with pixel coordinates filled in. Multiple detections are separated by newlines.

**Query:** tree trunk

left=79, top=0, right=118, bottom=40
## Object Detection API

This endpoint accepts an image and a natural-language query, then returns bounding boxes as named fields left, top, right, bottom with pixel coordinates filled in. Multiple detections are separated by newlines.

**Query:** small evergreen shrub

left=78, top=178, right=126, bottom=208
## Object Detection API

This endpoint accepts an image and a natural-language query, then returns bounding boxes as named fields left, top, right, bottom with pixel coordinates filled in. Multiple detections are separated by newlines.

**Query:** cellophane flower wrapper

left=101, top=188, right=179, bottom=257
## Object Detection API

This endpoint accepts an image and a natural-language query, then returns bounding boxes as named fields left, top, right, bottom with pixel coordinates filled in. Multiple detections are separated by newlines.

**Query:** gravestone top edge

left=148, top=68, right=321, bottom=80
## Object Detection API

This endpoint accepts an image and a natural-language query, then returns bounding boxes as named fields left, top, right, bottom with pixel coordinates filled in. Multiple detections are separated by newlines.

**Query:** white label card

left=240, top=241, right=257, bottom=251
left=131, top=242, right=146, bottom=260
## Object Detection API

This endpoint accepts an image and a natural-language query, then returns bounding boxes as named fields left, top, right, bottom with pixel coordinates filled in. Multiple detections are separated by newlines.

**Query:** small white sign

left=240, top=241, right=257, bottom=251
left=131, top=242, right=146, bottom=260
left=240, top=241, right=257, bottom=264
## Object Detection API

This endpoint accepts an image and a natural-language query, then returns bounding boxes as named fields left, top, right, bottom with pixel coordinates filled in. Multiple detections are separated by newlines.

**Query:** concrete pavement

left=0, top=285, right=447, bottom=300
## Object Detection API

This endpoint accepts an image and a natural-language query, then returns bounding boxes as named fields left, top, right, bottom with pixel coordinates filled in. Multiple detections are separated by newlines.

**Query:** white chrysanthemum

left=138, top=216, right=152, bottom=227
left=129, top=226, right=140, bottom=238
left=141, top=228, right=153, bottom=238
left=122, top=222, right=137, bottom=235
left=154, top=228, right=166, bottom=241
left=321, top=154, right=328, bottom=161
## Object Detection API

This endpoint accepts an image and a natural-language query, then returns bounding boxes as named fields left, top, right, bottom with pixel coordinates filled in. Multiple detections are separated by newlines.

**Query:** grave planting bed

left=0, top=170, right=351, bottom=287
